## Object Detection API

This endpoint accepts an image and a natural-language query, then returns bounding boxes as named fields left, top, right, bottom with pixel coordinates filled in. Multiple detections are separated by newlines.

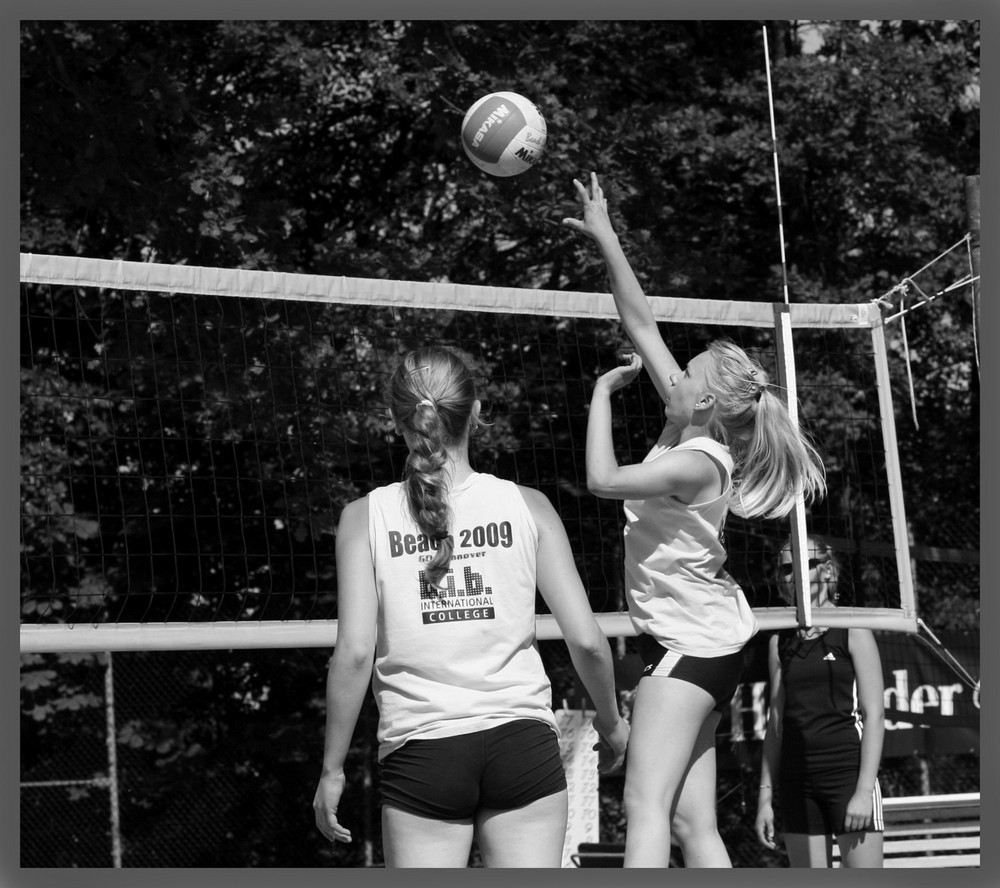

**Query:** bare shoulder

left=515, top=484, right=553, bottom=513
left=848, top=626, right=878, bottom=645
left=337, top=496, right=370, bottom=533
left=848, top=627, right=882, bottom=661
left=515, top=485, right=563, bottom=535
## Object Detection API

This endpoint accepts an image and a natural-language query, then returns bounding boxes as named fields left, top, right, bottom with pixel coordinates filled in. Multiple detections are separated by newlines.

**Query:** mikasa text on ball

left=461, top=92, right=547, bottom=177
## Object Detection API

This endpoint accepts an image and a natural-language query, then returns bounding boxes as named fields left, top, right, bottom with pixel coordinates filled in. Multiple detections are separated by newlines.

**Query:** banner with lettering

left=722, top=629, right=979, bottom=759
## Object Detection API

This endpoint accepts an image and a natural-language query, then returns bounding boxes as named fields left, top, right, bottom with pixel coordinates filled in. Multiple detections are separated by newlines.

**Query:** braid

left=402, top=417, right=453, bottom=587
left=386, top=347, right=479, bottom=588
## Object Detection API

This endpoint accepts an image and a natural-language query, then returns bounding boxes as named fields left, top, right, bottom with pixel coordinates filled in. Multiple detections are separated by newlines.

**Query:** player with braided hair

left=313, top=346, right=629, bottom=868
left=387, top=348, right=473, bottom=589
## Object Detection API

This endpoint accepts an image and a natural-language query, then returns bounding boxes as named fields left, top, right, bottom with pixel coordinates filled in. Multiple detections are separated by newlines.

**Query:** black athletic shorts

left=378, top=718, right=567, bottom=820
left=781, top=747, right=884, bottom=836
left=636, top=633, right=745, bottom=713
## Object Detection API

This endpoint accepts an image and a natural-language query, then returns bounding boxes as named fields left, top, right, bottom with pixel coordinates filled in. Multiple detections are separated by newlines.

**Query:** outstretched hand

left=562, top=171, right=617, bottom=243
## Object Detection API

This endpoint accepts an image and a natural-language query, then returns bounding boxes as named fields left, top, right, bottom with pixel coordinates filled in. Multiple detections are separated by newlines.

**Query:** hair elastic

left=416, top=398, right=435, bottom=408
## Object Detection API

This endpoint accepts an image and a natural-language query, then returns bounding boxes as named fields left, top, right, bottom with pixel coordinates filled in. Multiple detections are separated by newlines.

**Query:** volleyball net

left=20, top=253, right=917, bottom=654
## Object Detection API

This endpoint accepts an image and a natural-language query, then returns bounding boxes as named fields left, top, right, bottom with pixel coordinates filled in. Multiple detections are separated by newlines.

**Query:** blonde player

left=565, top=172, right=826, bottom=867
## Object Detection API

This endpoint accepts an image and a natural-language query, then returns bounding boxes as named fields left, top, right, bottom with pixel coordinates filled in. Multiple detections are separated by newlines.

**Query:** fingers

left=755, top=826, right=776, bottom=848
left=595, top=748, right=626, bottom=774
left=755, top=811, right=776, bottom=848
left=618, top=352, right=643, bottom=381
left=592, top=730, right=628, bottom=774
left=844, top=814, right=871, bottom=833
left=316, top=811, right=353, bottom=844
left=571, top=173, right=607, bottom=204
left=596, top=354, right=642, bottom=393
left=591, top=171, right=604, bottom=203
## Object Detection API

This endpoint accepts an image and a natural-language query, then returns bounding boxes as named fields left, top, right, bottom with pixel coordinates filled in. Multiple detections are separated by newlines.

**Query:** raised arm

left=518, top=484, right=629, bottom=773
left=312, top=497, right=379, bottom=844
left=563, top=171, right=681, bottom=402
left=585, top=354, right=722, bottom=503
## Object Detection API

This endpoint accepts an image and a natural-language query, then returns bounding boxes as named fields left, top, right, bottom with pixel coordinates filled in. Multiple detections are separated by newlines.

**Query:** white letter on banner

left=883, top=669, right=913, bottom=730
left=729, top=681, right=768, bottom=742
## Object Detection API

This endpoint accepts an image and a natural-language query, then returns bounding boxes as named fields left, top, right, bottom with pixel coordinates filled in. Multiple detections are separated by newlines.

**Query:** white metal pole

left=105, top=652, right=122, bottom=867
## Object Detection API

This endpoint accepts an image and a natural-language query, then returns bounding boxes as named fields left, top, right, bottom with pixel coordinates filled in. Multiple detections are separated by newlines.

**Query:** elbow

left=866, top=703, right=886, bottom=725
left=333, top=640, right=376, bottom=674
left=585, top=470, right=616, bottom=499
left=568, top=628, right=611, bottom=663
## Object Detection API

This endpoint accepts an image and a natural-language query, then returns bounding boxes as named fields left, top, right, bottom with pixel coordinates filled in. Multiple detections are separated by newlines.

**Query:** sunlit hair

left=702, top=339, right=826, bottom=519
left=386, top=347, right=481, bottom=587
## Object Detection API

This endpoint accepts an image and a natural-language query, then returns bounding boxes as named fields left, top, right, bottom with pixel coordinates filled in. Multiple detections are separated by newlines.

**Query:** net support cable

left=871, top=234, right=980, bottom=427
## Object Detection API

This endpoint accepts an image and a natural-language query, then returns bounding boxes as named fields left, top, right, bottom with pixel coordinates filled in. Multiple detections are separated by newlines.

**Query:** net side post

left=105, top=653, right=123, bottom=866
left=870, top=317, right=919, bottom=630
left=773, top=302, right=811, bottom=627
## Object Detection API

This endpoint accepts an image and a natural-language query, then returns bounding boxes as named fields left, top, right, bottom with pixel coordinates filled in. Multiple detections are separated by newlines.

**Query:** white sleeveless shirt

left=366, top=472, right=557, bottom=761
left=623, top=431, right=758, bottom=656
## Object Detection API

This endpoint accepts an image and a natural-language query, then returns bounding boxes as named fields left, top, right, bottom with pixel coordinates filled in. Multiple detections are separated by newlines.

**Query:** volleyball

left=460, top=91, right=547, bottom=177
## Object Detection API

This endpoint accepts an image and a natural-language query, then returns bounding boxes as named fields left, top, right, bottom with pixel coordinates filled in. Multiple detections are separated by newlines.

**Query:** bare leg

left=381, top=805, right=474, bottom=868
left=475, top=789, right=568, bottom=867
left=670, top=709, right=731, bottom=867
left=838, top=830, right=883, bottom=867
left=784, top=832, right=832, bottom=867
left=622, top=676, right=718, bottom=867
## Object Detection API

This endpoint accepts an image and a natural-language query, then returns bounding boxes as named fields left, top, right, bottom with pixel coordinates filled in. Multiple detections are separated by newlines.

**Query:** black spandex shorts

left=781, top=747, right=884, bottom=836
left=636, top=633, right=744, bottom=713
left=378, top=718, right=567, bottom=820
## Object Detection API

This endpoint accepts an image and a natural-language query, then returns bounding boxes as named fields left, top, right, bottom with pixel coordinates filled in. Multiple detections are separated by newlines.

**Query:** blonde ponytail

left=703, top=340, right=826, bottom=519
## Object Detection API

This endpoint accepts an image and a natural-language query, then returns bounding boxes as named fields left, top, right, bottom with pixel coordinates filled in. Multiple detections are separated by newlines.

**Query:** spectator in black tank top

left=754, top=536, right=885, bottom=867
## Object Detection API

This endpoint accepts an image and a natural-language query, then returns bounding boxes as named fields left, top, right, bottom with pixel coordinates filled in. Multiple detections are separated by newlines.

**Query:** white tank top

left=367, top=472, right=557, bottom=761
left=623, top=432, right=758, bottom=656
